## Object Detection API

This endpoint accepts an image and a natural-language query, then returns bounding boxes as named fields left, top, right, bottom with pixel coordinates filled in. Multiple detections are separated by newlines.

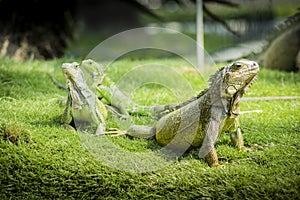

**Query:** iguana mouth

left=244, top=64, right=259, bottom=89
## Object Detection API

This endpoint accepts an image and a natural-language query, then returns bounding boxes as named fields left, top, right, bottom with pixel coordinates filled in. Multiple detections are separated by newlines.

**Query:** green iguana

left=212, top=11, right=300, bottom=72
left=81, top=59, right=130, bottom=116
left=60, top=62, right=123, bottom=136
left=241, top=11, right=300, bottom=72
left=260, top=11, right=300, bottom=71
left=81, top=59, right=172, bottom=118
left=127, top=60, right=260, bottom=167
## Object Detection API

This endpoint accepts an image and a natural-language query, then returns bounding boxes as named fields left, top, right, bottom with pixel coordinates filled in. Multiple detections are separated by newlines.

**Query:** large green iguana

left=127, top=60, right=260, bottom=167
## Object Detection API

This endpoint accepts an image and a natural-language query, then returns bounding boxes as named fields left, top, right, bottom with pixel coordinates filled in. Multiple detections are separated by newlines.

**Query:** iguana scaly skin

left=128, top=60, right=259, bottom=167
left=60, top=62, right=108, bottom=135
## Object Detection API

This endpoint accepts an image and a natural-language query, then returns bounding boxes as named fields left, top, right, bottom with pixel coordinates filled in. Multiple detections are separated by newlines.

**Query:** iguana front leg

left=199, top=119, right=221, bottom=167
left=223, top=116, right=245, bottom=150
left=204, top=147, right=219, bottom=168
left=228, top=118, right=244, bottom=150
left=230, top=127, right=244, bottom=150
left=229, top=124, right=264, bottom=152
left=60, top=94, right=76, bottom=132
left=224, top=117, right=266, bottom=152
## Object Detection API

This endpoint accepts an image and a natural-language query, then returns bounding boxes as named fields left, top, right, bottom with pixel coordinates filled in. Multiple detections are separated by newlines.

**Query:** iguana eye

left=235, top=63, right=243, bottom=68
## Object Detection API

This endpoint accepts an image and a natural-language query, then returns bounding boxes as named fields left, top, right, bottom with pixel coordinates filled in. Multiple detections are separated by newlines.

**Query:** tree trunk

left=0, top=0, right=76, bottom=61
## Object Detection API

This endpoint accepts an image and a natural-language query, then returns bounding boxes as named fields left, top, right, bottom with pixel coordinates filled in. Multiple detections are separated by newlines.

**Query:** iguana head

left=222, top=60, right=259, bottom=116
left=62, top=62, right=87, bottom=91
left=223, top=60, right=259, bottom=98
left=81, top=59, right=105, bottom=85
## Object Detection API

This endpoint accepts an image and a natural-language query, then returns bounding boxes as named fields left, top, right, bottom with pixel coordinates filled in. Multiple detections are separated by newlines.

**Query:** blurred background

left=0, top=0, right=299, bottom=69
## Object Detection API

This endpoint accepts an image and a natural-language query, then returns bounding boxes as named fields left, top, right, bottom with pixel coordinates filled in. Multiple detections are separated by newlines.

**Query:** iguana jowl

left=128, top=60, right=259, bottom=167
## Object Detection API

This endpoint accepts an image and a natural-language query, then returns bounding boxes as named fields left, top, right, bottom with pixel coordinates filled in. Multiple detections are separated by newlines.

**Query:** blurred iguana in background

left=258, top=10, right=300, bottom=71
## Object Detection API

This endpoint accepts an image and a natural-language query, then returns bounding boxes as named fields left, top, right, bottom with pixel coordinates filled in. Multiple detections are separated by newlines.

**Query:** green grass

left=0, top=57, right=300, bottom=199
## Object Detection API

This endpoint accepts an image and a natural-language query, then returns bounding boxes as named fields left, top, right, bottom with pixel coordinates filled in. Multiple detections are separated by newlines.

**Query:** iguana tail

left=127, top=125, right=156, bottom=138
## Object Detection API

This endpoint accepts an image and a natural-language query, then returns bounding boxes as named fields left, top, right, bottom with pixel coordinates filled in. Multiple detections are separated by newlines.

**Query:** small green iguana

left=127, top=60, right=260, bottom=167
left=81, top=59, right=171, bottom=118
left=81, top=59, right=130, bottom=116
left=61, top=62, right=123, bottom=136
